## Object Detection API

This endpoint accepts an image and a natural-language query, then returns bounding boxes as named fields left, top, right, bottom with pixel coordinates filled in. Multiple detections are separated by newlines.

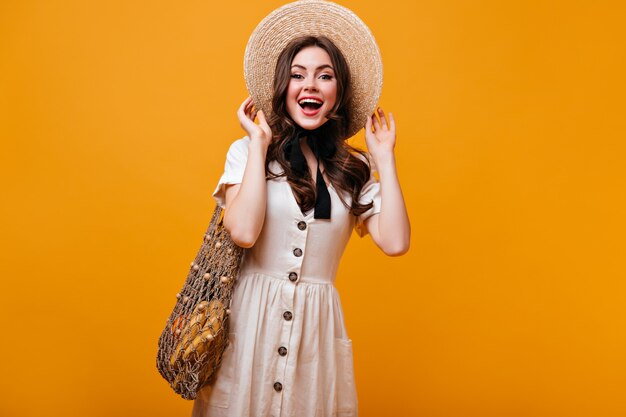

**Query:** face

left=286, top=46, right=338, bottom=131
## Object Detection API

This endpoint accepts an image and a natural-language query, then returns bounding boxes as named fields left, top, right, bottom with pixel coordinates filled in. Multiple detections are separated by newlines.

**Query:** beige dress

left=191, top=137, right=381, bottom=417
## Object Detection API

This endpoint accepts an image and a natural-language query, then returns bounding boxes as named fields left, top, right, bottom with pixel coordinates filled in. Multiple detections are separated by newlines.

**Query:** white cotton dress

left=191, top=137, right=381, bottom=417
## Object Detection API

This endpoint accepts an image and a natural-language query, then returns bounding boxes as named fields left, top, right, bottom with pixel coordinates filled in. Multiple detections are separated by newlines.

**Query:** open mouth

left=298, top=98, right=323, bottom=112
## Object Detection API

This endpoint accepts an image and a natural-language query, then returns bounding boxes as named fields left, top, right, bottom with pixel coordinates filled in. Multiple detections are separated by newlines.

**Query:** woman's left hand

left=365, top=108, right=396, bottom=162
left=362, top=108, right=410, bottom=256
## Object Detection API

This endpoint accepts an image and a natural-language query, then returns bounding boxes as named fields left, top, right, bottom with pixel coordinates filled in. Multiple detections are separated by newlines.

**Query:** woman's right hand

left=226, top=97, right=272, bottom=248
left=237, top=97, right=272, bottom=146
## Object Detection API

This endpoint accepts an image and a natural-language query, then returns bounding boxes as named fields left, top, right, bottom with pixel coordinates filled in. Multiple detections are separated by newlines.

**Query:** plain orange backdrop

left=1, top=1, right=625, bottom=416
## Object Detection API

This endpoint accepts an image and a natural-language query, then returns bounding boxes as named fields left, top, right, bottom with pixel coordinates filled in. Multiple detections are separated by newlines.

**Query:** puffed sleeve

left=354, top=155, right=382, bottom=238
left=212, top=137, right=250, bottom=208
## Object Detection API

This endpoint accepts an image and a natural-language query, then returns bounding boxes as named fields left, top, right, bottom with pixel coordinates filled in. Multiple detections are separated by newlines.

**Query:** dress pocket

left=334, top=338, right=358, bottom=415
left=205, top=333, right=237, bottom=408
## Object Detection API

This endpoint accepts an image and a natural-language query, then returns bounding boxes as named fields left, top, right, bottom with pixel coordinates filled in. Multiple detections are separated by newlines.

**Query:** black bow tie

left=284, top=128, right=335, bottom=219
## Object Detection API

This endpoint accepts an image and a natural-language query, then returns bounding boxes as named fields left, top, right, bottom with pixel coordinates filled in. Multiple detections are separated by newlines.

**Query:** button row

left=273, top=219, right=304, bottom=398
left=272, top=220, right=303, bottom=399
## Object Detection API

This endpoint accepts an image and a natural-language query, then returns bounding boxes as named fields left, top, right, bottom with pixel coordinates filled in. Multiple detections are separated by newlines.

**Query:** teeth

left=298, top=98, right=323, bottom=105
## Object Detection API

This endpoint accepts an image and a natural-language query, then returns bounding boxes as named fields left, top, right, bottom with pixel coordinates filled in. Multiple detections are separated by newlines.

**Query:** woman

left=192, top=1, right=410, bottom=416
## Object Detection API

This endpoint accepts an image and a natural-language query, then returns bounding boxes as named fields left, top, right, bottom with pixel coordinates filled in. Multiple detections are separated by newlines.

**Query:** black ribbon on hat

left=283, top=127, right=336, bottom=219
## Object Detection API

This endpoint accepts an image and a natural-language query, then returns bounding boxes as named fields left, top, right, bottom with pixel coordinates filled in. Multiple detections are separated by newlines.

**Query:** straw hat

left=244, top=0, right=383, bottom=139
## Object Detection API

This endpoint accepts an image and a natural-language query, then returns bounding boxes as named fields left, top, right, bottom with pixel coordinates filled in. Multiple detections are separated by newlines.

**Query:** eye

left=320, top=74, right=333, bottom=80
left=290, top=73, right=304, bottom=79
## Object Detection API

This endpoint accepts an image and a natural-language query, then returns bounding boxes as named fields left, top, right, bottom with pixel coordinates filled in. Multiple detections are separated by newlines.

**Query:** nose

left=303, top=77, right=319, bottom=92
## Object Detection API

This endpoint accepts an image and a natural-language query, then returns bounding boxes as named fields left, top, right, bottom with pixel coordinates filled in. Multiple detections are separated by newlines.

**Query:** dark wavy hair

left=265, top=36, right=373, bottom=217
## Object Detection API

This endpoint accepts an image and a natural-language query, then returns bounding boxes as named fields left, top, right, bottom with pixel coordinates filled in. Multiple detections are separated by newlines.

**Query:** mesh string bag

left=156, top=206, right=244, bottom=400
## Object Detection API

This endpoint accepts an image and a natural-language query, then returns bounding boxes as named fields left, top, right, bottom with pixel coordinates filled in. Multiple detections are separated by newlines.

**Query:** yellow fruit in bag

left=169, top=301, right=210, bottom=366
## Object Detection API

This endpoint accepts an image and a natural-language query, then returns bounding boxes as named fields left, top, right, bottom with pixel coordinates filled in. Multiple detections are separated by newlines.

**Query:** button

left=283, top=311, right=293, bottom=321
left=274, top=382, right=283, bottom=392
left=278, top=346, right=288, bottom=356
left=288, top=272, right=298, bottom=282
left=297, top=221, right=307, bottom=230
left=293, top=248, right=303, bottom=257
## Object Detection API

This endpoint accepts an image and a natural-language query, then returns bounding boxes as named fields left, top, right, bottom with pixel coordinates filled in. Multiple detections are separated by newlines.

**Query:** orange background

left=1, top=1, right=625, bottom=416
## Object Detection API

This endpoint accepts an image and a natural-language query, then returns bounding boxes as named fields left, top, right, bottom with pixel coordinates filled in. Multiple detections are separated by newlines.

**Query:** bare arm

left=223, top=97, right=272, bottom=248
left=362, top=108, right=411, bottom=256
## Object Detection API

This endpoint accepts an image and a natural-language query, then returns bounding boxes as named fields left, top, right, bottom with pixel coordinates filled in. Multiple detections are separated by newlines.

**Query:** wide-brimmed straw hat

left=244, top=0, right=383, bottom=139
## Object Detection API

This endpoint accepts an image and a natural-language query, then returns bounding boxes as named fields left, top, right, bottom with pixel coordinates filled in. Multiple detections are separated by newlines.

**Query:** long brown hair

left=265, top=36, right=373, bottom=217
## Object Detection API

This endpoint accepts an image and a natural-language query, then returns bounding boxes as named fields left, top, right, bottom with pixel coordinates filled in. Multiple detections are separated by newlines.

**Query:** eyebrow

left=291, top=64, right=335, bottom=71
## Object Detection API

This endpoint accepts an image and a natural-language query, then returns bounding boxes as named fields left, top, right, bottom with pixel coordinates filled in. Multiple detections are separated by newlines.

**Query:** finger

left=371, top=113, right=380, bottom=131
left=257, top=109, right=268, bottom=126
left=388, top=112, right=396, bottom=132
left=251, top=110, right=258, bottom=121
left=238, top=100, right=255, bottom=127
left=241, top=96, right=252, bottom=110
left=246, top=99, right=256, bottom=115
left=364, top=116, right=377, bottom=145
left=239, top=97, right=252, bottom=118
left=246, top=104, right=256, bottom=120
left=363, top=116, right=373, bottom=147
left=378, top=108, right=388, bottom=130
